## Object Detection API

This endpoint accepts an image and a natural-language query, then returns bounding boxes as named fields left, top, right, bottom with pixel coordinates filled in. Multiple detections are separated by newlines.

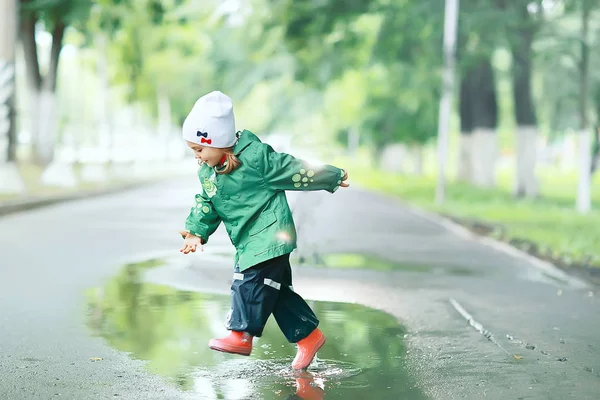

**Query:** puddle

left=85, top=259, right=429, bottom=399
left=295, top=252, right=476, bottom=276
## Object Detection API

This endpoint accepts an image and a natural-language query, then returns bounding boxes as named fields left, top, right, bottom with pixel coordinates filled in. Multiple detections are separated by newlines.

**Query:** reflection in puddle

left=295, top=252, right=476, bottom=276
left=85, top=260, right=428, bottom=399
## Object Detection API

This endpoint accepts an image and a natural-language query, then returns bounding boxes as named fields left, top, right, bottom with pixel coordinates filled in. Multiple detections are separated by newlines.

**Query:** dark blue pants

left=226, top=253, right=319, bottom=343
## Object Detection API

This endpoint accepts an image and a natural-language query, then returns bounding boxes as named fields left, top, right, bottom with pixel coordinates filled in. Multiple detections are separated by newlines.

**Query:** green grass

left=339, top=157, right=600, bottom=267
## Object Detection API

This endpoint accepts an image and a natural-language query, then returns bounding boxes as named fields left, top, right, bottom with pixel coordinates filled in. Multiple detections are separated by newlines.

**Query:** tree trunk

left=20, top=9, right=42, bottom=161
left=46, top=20, right=65, bottom=92
left=413, top=144, right=423, bottom=175
left=20, top=12, right=65, bottom=166
left=435, top=0, right=459, bottom=204
left=157, top=88, right=172, bottom=161
left=592, top=80, right=600, bottom=176
left=347, top=126, right=360, bottom=157
left=468, top=58, right=498, bottom=188
left=1, top=0, right=17, bottom=163
left=458, top=73, right=474, bottom=181
left=19, top=9, right=41, bottom=90
left=0, top=0, right=24, bottom=193
left=592, top=127, right=599, bottom=175
left=96, top=33, right=113, bottom=163
left=511, top=7, right=539, bottom=198
left=576, top=0, right=592, bottom=213
left=0, top=59, right=18, bottom=163
left=36, top=18, right=65, bottom=166
left=380, top=143, right=406, bottom=173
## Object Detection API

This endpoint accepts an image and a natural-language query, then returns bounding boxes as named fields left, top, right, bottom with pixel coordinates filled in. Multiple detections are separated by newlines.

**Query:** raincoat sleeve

left=184, top=193, right=222, bottom=243
left=257, top=144, right=345, bottom=193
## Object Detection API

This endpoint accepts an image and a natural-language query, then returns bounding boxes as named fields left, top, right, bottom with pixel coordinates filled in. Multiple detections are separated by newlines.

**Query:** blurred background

left=0, top=0, right=599, bottom=268
left=2, top=2, right=600, bottom=398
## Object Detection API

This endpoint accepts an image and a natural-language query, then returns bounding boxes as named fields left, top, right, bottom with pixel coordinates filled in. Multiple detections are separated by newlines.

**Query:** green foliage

left=358, top=61, right=440, bottom=150
left=272, top=0, right=375, bottom=44
left=20, top=0, right=600, bottom=157
left=267, top=0, right=378, bottom=87
left=373, top=1, right=442, bottom=65
left=534, top=2, right=600, bottom=133
left=266, top=0, right=447, bottom=149
left=20, top=0, right=93, bottom=30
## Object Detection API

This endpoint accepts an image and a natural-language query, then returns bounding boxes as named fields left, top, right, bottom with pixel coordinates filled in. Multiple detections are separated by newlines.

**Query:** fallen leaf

left=513, top=355, right=523, bottom=360
left=89, top=357, right=103, bottom=362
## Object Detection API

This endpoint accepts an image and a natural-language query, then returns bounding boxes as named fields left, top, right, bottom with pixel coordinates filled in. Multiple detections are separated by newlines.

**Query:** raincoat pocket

left=249, top=211, right=277, bottom=236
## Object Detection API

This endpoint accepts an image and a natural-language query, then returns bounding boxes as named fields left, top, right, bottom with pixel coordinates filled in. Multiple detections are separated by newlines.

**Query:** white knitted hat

left=182, top=91, right=237, bottom=148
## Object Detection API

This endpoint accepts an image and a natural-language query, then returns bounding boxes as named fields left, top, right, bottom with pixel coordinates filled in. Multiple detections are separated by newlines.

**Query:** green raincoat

left=184, top=130, right=345, bottom=271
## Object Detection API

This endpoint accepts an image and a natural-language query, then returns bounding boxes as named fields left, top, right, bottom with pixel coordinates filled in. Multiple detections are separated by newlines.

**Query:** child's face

left=186, top=141, right=226, bottom=167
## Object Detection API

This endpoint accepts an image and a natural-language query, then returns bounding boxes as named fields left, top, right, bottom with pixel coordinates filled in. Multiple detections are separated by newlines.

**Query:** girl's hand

left=340, top=169, right=350, bottom=188
left=179, top=231, right=203, bottom=254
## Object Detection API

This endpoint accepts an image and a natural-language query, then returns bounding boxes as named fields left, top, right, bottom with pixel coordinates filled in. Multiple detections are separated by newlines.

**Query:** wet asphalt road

left=0, top=176, right=599, bottom=399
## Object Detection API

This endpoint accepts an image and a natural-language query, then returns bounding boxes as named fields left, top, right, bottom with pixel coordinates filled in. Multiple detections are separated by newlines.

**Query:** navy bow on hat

left=196, top=130, right=212, bottom=144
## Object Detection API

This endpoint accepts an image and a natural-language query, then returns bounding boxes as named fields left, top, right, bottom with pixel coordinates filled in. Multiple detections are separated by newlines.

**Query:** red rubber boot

left=208, top=331, right=253, bottom=356
left=292, top=328, right=326, bottom=370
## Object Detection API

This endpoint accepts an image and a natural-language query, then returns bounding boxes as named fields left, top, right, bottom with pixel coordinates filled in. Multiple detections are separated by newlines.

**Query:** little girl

left=178, top=91, right=349, bottom=370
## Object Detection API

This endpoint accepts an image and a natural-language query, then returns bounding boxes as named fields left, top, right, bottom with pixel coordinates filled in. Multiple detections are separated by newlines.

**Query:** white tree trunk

left=0, top=62, right=14, bottom=162
left=36, top=89, right=58, bottom=165
left=157, top=90, right=171, bottom=160
left=40, top=160, right=78, bottom=188
left=471, top=128, right=497, bottom=187
left=96, top=33, right=113, bottom=165
left=27, top=88, right=40, bottom=156
left=0, top=0, right=24, bottom=194
left=0, top=163, right=25, bottom=193
left=381, top=143, right=407, bottom=173
left=576, top=128, right=592, bottom=213
left=576, top=3, right=591, bottom=213
left=457, top=133, right=473, bottom=181
left=435, top=0, right=459, bottom=204
left=413, top=145, right=423, bottom=175
left=38, top=89, right=72, bottom=187
left=348, top=127, right=360, bottom=156
left=514, top=125, right=538, bottom=197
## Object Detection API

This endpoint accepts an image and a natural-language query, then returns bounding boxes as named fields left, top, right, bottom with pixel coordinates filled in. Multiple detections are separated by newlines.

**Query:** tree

left=455, top=0, right=503, bottom=188
left=575, top=0, right=593, bottom=213
left=457, top=72, right=474, bottom=181
left=456, top=2, right=501, bottom=188
left=505, top=0, right=544, bottom=198
left=19, top=0, right=93, bottom=166
left=467, top=58, right=499, bottom=188
left=591, top=126, right=599, bottom=175
left=1, top=0, right=18, bottom=164
left=0, top=0, right=25, bottom=193
left=436, top=0, right=459, bottom=204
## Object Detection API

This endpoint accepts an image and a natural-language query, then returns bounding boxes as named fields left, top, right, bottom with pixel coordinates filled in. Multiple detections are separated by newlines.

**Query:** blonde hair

left=216, top=147, right=242, bottom=174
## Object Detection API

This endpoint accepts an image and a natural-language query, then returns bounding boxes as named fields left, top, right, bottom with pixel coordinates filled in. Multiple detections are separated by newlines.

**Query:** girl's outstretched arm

left=182, top=191, right=222, bottom=245
left=256, top=144, right=349, bottom=193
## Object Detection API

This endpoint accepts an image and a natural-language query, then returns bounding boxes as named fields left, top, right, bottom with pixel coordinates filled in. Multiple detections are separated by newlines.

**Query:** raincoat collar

left=233, top=130, right=261, bottom=155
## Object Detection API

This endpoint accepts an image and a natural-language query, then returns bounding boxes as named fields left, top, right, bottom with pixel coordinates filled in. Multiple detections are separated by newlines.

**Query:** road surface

left=0, top=176, right=598, bottom=399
